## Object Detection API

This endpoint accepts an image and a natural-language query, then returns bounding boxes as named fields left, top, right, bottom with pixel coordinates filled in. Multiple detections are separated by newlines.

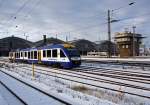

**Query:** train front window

left=60, top=50, right=66, bottom=57
left=67, top=49, right=80, bottom=57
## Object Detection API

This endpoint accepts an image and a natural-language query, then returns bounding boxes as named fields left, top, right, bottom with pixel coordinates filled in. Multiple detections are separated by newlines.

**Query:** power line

left=118, top=12, right=150, bottom=22
left=4, top=0, right=32, bottom=25
left=112, top=1, right=136, bottom=12
left=57, top=22, right=107, bottom=34
left=24, top=0, right=42, bottom=18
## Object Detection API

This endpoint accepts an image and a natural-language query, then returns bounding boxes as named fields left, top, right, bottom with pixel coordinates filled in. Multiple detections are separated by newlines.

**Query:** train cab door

left=38, top=50, right=41, bottom=63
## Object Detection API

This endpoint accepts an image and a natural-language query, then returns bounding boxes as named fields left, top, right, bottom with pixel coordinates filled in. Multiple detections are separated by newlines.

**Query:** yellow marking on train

left=63, top=44, right=75, bottom=48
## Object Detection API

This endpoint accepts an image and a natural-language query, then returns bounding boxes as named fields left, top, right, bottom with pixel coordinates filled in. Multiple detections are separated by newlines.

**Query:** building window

left=126, top=45, right=128, bottom=48
left=47, top=50, right=51, bottom=57
left=122, top=45, right=125, bottom=48
left=60, top=50, right=65, bottom=57
left=52, top=49, right=57, bottom=57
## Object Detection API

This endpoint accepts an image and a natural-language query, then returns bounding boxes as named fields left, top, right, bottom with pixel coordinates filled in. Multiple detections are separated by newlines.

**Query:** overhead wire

left=4, top=0, right=32, bottom=26
left=24, top=0, right=42, bottom=18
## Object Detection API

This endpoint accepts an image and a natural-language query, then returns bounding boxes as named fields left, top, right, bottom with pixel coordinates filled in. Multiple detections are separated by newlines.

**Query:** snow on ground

left=0, top=94, right=8, bottom=105
left=0, top=70, right=69, bottom=105
left=1, top=62, right=150, bottom=105
left=33, top=65, right=150, bottom=97
left=82, top=62, right=150, bottom=71
left=0, top=67, right=119, bottom=105
left=82, top=57, right=150, bottom=62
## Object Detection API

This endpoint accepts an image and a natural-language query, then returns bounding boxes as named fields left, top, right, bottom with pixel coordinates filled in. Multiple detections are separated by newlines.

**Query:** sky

left=0, top=0, right=150, bottom=45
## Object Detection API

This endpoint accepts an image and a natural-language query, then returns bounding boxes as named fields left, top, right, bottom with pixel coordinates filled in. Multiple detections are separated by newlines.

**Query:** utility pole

left=107, top=10, right=111, bottom=58
left=132, top=26, right=136, bottom=57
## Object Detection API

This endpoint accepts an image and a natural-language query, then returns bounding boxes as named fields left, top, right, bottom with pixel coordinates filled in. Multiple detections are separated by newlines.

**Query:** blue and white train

left=9, top=44, right=81, bottom=68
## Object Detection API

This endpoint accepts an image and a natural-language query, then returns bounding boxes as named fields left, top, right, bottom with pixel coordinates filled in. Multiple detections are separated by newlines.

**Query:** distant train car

left=9, top=44, right=81, bottom=69
left=9, top=51, right=15, bottom=62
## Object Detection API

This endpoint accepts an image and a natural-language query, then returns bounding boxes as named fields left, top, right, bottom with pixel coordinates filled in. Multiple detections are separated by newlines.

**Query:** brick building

left=114, top=31, right=144, bottom=57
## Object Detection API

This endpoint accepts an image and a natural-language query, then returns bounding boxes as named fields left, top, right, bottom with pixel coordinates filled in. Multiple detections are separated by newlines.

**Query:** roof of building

left=0, top=36, right=33, bottom=51
left=34, top=37, right=66, bottom=47
left=71, top=39, right=96, bottom=51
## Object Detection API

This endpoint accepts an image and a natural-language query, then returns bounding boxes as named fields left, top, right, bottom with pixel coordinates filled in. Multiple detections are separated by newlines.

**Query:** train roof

left=10, top=44, right=75, bottom=52
left=38, top=44, right=75, bottom=50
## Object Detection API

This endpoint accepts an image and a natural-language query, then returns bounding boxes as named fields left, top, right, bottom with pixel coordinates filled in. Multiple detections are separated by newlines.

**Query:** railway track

left=1, top=59, right=150, bottom=99
left=73, top=66, right=150, bottom=83
left=82, top=60, right=150, bottom=68
left=0, top=80, right=27, bottom=105
left=2, top=63, right=150, bottom=99
left=0, top=70, right=72, bottom=105
left=77, top=65, right=150, bottom=78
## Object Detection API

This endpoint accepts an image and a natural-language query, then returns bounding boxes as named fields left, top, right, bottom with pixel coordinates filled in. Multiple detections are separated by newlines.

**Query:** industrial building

left=115, top=31, right=144, bottom=57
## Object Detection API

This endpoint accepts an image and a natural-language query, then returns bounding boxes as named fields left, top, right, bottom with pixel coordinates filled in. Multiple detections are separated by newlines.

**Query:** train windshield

left=67, top=49, right=80, bottom=57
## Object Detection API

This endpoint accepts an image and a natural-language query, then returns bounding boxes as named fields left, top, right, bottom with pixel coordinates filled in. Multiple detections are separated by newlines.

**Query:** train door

left=13, top=52, right=15, bottom=62
left=38, top=50, right=41, bottom=63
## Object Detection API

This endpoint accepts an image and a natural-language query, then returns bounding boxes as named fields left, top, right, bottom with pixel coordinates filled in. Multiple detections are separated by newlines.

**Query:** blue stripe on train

left=27, top=59, right=38, bottom=64
left=41, top=61, right=74, bottom=68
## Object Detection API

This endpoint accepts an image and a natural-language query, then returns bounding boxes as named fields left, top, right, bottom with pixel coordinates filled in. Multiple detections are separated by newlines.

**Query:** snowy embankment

left=0, top=70, right=76, bottom=105
left=82, top=57, right=150, bottom=62
left=0, top=64, right=119, bottom=105
left=1, top=62, right=150, bottom=105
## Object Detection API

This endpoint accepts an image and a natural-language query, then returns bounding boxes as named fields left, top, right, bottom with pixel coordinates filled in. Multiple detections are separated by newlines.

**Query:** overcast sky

left=0, top=0, right=150, bottom=45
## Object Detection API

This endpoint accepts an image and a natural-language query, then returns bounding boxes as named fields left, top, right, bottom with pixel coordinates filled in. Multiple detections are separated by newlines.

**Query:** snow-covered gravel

left=0, top=67, right=119, bottom=105
left=0, top=59, right=150, bottom=105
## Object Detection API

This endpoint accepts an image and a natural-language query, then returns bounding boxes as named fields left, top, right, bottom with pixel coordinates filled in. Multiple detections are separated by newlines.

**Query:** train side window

left=26, top=51, right=28, bottom=58
left=60, top=50, right=66, bottom=57
left=15, top=53, right=17, bottom=58
left=19, top=52, right=20, bottom=58
left=34, top=51, right=37, bottom=59
left=21, top=52, right=23, bottom=57
left=47, top=50, right=51, bottom=57
left=43, top=50, right=46, bottom=57
left=31, top=51, right=34, bottom=59
left=24, top=52, right=26, bottom=57
left=52, top=49, right=57, bottom=57
left=28, top=52, right=30, bottom=59
left=17, top=52, right=19, bottom=58
left=18, top=52, right=19, bottom=58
